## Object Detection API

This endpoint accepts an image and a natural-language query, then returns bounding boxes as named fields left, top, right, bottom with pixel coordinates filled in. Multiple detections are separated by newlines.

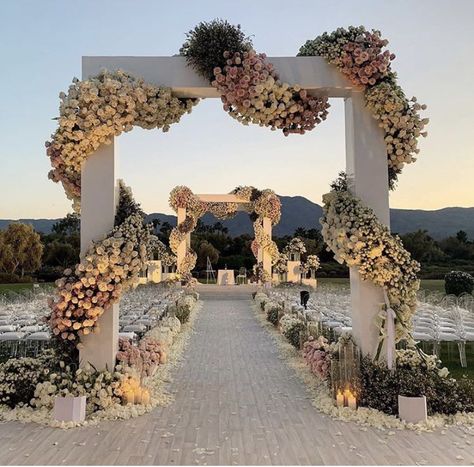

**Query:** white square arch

left=175, top=193, right=273, bottom=278
left=80, top=56, right=389, bottom=369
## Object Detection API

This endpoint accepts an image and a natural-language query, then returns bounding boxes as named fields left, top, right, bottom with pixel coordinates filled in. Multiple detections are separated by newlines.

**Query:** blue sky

left=1, top=0, right=473, bottom=218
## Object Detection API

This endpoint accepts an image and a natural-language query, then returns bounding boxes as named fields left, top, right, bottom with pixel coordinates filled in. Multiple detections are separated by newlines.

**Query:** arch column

left=257, top=217, right=272, bottom=281
left=345, top=91, right=390, bottom=357
left=176, top=207, right=189, bottom=274
left=79, top=139, right=119, bottom=370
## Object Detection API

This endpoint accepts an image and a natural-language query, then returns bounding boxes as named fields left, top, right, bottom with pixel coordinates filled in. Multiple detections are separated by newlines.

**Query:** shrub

left=284, top=321, right=306, bottom=348
left=280, top=315, right=306, bottom=348
left=180, top=19, right=252, bottom=80
left=0, top=272, right=20, bottom=283
left=0, top=351, right=60, bottom=408
left=445, top=271, right=474, bottom=296
left=175, top=303, right=191, bottom=324
left=266, top=307, right=279, bottom=326
left=359, top=355, right=474, bottom=416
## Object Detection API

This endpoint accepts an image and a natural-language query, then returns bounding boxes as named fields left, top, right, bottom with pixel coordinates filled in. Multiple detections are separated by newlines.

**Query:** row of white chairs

left=269, top=285, right=474, bottom=366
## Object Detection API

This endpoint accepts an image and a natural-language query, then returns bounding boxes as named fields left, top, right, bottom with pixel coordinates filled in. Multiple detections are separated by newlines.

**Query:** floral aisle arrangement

left=305, top=254, right=320, bottom=272
left=0, top=290, right=201, bottom=428
left=273, top=252, right=288, bottom=278
left=168, top=185, right=281, bottom=281
left=303, top=336, right=331, bottom=380
left=279, top=314, right=306, bottom=348
left=283, top=237, right=307, bottom=260
left=253, top=291, right=474, bottom=429
left=49, top=181, right=153, bottom=344
left=320, top=182, right=420, bottom=343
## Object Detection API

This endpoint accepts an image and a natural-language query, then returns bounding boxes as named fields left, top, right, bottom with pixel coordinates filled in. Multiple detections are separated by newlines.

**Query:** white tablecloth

left=217, top=270, right=235, bottom=285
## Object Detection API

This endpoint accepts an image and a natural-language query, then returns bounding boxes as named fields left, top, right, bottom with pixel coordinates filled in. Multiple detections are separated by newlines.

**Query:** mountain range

left=1, top=196, right=474, bottom=240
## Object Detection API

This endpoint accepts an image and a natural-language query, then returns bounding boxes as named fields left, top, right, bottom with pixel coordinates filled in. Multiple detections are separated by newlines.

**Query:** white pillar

left=345, top=92, right=390, bottom=357
left=79, top=139, right=119, bottom=370
left=261, top=217, right=272, bottom=279
left=176, top=207, right=187, bottom=272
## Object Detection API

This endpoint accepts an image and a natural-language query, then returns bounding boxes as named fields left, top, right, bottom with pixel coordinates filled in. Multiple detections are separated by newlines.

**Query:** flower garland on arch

left=298, top=26, right=428, bottom=186
left=46, top=70, right=197, bottom=210
left=320, top=187, right=420, bottom=342
left=49, top=181, right=153, bottom=343
left=168, top=185, right=281, bottom=279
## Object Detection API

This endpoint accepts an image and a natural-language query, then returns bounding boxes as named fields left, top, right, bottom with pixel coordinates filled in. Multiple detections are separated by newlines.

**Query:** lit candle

left=336, top=390, right=344, bottom=407
left=134, top=388, right=142, bottom=404
left=141, top=389, right=151, bottom=405
left=347, top=392, right=357, bottom=410
left=343, top=388, right=351, bottom=407
left=124, top=390, right=135, bottom=405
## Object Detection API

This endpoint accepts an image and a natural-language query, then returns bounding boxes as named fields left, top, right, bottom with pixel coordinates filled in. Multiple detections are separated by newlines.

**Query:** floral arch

left=168, top=186, right=280, bottom=282
left=46, top=21, right=427, bottom=371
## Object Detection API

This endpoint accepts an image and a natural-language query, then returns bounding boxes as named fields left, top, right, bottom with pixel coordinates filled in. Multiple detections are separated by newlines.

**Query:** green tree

left=52, top=213, right=80, bottom=236
left=400, top=230, right=445, bottom=263
left=456, top=230, right=469, bottom=243
left=196, top=241, right=220, bottom=270
left=0, top=223, right=43, bottom=277
left=43, top=241, right=78, bottom=268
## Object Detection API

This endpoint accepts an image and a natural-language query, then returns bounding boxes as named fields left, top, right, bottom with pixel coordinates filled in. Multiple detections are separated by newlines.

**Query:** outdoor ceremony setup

left=1, top=16, right=473, bottom=466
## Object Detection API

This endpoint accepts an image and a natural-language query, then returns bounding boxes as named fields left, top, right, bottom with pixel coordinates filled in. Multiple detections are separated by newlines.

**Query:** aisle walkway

left=0, top=286, right=472, bottom=465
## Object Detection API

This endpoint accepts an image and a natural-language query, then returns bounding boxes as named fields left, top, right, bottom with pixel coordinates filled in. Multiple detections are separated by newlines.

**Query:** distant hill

left=2, top=196, right=474, bottom=240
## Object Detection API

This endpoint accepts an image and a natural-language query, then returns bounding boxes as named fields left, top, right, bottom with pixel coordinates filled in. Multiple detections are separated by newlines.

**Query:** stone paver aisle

left=0, top=285, right=472, bottom=465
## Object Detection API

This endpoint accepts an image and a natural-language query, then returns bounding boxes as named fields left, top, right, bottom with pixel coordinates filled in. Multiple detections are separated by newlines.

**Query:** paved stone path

left=0, top=285, right=473, bottom=465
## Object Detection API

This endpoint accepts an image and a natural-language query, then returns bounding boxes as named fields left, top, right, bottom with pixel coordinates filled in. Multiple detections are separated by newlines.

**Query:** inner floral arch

left=168, top=185, right=281, bottom=281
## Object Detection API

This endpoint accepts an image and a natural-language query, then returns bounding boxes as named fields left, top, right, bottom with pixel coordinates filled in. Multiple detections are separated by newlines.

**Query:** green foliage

left=52, top=213, right=80, bottom=236
left=445, top=271, right=474, bottom=296
left=43, top=241, right=78, bottom=268
left=196, top=240, right=220, bottom=270
left=329, top=171, right=348, bottom=192
left=359, top=356, right=474, bottom=416
left=266, top=307, right=279, bottom=326
left=400, top=230, right=445, bottom=263
left=115, top=180, right=145, bottom=226
left=180, top=19, right=252, bottom=80
left=283, top=321, right=306, bottom=349
left=175, top=304, right=191, bottom=324
left=0, top=223, right=43, bottom=277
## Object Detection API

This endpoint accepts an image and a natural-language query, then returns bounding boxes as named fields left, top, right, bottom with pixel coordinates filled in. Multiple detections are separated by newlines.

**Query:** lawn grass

left=318, top=277, right=446, bottom=294
left=0, top=282, right=54, bottom=295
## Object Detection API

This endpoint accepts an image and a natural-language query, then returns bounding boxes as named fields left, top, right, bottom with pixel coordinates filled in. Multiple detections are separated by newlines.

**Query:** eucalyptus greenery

left=180, top=19, right=252, bottom=80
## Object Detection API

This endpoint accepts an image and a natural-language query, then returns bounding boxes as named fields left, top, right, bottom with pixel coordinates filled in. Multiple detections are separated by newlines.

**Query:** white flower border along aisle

left=168, top=185, right=281, bottom=280
left=252, top=294, right=474, bottom=433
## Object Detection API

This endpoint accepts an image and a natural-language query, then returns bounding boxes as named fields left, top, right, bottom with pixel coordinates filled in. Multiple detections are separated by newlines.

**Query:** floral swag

left=45, top=20, right=427, bottom=345
left=168, top=185, right=281, bottom=278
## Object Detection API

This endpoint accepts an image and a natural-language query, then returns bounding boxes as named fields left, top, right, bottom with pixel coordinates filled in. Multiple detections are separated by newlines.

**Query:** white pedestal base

left=53, top=396, right=86, bottom=422
left=398, top=395, right=427, bottom=424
